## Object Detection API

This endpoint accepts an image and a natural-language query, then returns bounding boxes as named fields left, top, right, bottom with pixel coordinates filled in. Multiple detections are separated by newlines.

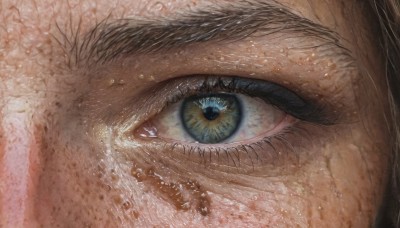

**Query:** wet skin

left=0, top=0, right=392, bottom=227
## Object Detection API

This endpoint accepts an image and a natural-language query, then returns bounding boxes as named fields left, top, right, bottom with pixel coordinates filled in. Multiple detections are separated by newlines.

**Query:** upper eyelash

left=165, top=76, right=335, bottom=125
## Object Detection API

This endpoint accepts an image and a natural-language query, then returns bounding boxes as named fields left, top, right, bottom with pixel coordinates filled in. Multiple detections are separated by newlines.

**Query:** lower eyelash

left=158, top=122, right=316, bottom=171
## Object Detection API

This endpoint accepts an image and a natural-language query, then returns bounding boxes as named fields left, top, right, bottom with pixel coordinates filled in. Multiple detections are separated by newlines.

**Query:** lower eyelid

left=123, top=120, right=319, bottom=175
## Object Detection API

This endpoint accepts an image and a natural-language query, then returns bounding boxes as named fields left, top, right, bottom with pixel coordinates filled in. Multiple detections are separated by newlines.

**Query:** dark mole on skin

left=131, top=165, right=211, bottom=216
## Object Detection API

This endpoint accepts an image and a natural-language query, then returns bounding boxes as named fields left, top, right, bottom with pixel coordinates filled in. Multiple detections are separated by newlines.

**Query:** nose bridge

left=0, top=97, right=43, bottom=227
left=0, top=1, right=63, bottom=226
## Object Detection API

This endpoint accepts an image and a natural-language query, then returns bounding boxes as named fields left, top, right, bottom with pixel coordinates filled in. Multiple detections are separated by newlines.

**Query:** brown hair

left=368, top=0, right=400, bottom=226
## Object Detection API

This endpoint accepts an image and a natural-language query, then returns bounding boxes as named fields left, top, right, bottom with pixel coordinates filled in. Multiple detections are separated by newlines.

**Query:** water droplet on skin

left=111, top=172, right=119, bottom=182
left=146, top=1, right=167, bottom=14
left=181, top=202, right=190, bottom=210
left=138, top=74, right=145, bottom=79
left=108, top=79, right=116, bottom=86
left=131, top=168, right=145, bottom=182
left=153, top=2, right=165, bottom=11
left=130, top=165, right=211, bottom=215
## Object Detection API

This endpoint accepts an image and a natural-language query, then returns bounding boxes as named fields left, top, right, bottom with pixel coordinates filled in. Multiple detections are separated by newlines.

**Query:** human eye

left=122, top=76, right=334, bottom=171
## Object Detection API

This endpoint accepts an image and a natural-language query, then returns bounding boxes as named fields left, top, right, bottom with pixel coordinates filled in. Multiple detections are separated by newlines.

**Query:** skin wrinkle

left=0, top=0, right=393, bottom=227
left=85, top=25, right=382, bottom=224
left=345, top=5, right=392, bottom=224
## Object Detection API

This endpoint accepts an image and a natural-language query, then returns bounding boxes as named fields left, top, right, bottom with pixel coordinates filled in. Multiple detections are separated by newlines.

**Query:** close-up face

left=0, top=0, right=396, bottom=227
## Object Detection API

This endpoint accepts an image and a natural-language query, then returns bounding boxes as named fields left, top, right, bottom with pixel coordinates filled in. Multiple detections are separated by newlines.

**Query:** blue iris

left=180, top=94, right=242, bottom=143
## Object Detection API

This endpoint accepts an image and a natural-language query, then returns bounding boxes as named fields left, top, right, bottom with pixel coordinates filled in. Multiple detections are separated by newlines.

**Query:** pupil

left=203, top=106, right=220, bottom=121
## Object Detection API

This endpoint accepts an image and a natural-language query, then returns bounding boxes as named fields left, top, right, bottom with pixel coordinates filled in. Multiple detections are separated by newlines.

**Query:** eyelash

left=149, top=120, right=329, bottom=172
left=128, top=75, right=334, bottom=169
left=160, top=124, right=304, bottom=168
left=165, top=76, right=331, bottom=123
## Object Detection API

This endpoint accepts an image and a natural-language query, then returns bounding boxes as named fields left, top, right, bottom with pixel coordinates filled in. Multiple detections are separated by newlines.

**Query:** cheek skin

left=32, top=120, right=388, bottom=227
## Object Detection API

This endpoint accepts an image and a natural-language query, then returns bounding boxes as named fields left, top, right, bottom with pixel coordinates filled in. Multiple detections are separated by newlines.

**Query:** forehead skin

left=0, top=0, right=390, bottom=227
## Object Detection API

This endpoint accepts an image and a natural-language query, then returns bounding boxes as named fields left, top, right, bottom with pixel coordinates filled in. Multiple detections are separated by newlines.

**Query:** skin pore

left=0, top=0, right=392, bottom=227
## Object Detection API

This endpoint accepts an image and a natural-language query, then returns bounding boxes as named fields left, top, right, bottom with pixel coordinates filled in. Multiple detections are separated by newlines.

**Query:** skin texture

left=0, top=0, right=392, bottom=227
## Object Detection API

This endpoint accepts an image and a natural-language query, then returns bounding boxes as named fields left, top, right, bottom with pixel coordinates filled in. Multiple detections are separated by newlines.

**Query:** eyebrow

left=65, top=0, right=352, bottom=66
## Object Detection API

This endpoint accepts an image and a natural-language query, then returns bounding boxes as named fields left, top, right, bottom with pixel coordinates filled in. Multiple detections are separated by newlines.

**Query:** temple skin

left=0, top=0, right=392, bottom=227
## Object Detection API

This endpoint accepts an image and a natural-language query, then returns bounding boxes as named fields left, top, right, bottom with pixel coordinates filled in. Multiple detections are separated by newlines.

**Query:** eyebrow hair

left=65, top=0, right=352, bottom=66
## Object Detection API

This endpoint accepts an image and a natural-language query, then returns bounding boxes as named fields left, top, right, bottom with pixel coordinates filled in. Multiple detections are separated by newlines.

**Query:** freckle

left=55, top=102, right=62, bottom=108
left=113, top=195, right=123, bottom=205
left=132, top=211, right=140, bottom=219
left=248, top=201, right=257, bottom=210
